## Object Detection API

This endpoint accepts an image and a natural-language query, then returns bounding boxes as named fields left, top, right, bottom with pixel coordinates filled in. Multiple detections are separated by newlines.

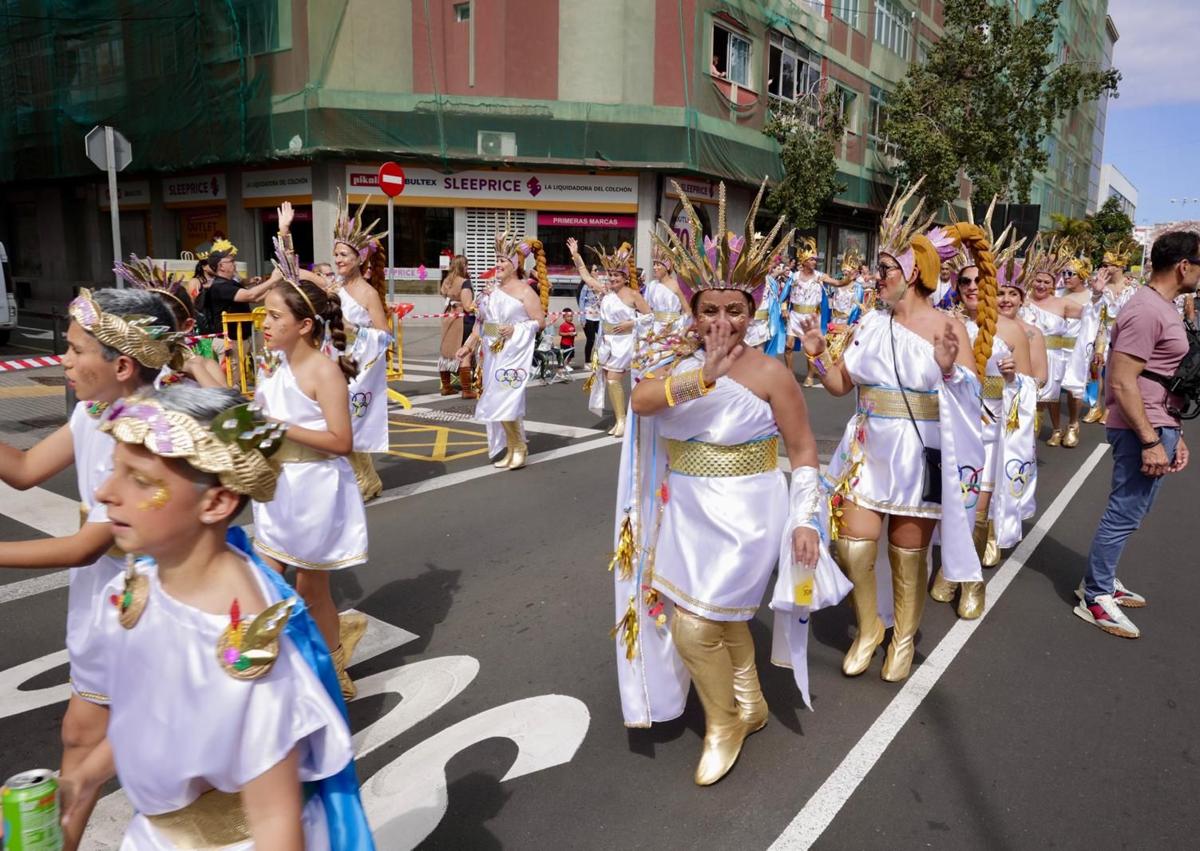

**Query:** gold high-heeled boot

left=504, top=420, right=527, bottom=470
left=349, top=452, right=383, bottom=501
left=981, top=518, right=1000, bottom=568
left=671, top=607, right=754, bottom=786
left=929, top=569, right=955, bottom=603
left=881, top=543, right=928, bottom=682
left=722, top=620, right=769, bottom=729
left=606, top=379, right=627, bottom=438
left=956, top=520, right=989, bottom=620
left=834, top=537, right=885, bottom=676
left=492, top=423, right=515, bottom=468
left=331, top=643, right=356, bottom=701
left=1062, top=422, right=1080, bottom=448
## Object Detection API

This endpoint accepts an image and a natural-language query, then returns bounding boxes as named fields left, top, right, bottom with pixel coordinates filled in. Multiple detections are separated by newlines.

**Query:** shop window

left=712, top=24, right=752, bottom=88
left=768, top=32, right=820, bottom=105
left=260, top=206, right=313, bottom=269
left=392, top=206, right=453, bottom=268
left=538, top=217, right=638, bottom=278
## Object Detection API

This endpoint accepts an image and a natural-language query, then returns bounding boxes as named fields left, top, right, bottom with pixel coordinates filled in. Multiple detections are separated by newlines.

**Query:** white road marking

left=769, top=443, right=1110, bottom=850
left=402, top=406, right=603, bottom=438
left=0, top=481, right=85, bottom=537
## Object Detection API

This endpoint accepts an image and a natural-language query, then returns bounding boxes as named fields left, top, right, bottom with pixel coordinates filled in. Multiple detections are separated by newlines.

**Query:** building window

left=874, top=0, right=912, bottom=60
left=868, top=85, right=897, bottom=155
left=712, top=23, right=752, bottom=88
left=231, top=0, right=287, bottom=56
left=768, top=32, right=820, bottom=104
left=454, top=3, right=470, bottom=23
left=832, top=0, right=860, bottom=29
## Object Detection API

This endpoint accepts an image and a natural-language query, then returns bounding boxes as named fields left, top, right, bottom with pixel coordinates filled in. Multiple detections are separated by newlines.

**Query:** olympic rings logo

left=1006, top=459, right=1035, bottom=497
left=494, top=368, right=527, bottom=388
left=958, top=464, right=983, bottom=510
left=351, top=391, right=373, bottom=417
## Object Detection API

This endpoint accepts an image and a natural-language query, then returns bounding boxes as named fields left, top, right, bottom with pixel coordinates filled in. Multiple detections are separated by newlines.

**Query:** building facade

left=0, top=0, right=1113, bottom=306
left=1098, top=163, right=1138, bottom=219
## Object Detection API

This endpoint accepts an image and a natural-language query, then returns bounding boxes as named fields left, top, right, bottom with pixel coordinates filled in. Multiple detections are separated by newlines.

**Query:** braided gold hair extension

left=944, top=223, right=998, bottom=379
left=528, top=239, right=551, bottom=312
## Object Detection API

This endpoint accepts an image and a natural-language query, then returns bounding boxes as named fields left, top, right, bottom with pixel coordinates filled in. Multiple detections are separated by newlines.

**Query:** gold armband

left=665, top=369, right=715, bottom=407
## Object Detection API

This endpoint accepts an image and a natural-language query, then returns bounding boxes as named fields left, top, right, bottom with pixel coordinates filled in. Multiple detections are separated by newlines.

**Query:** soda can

left=1, top=770, right=62, bottom=850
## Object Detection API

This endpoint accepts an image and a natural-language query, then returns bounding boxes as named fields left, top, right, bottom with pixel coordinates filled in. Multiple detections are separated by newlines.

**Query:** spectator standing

left=579, top=270, right=602, bottom=363
left=1075, top=228, right=1200, bottom=638
left=558, top=307, right=577, bottom=368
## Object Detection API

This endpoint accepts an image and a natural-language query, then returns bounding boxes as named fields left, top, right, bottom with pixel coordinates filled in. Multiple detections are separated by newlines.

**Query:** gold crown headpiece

left=68, top=288, right=183, bottom=370
left=879, top=178, right=939, bottom=282
left=652, top=178, right=794, bottom=304
left=651, top=240, right=673, bottom=271
left=113, top=254, right=193, bottom=320
left=1066, top=254, right=1094, bottom=279
left=334, top=189, right=388, bottom=259
left=101, top=395, right=285, bottom=503
left=588, top=242, right=634, bottom=279
left=840, top=246, right=863, bottom=274
left=494, top=229, right=534, bottom=267
left=196, top=238, right=237, bottom=261
left=946, top=196, right=1021, bottom=275
left=795, top=236, right=818, bottom=264
left=1018, top=234, right=1070, bottom=287
left=1102, top=237, right=1137, bottom=269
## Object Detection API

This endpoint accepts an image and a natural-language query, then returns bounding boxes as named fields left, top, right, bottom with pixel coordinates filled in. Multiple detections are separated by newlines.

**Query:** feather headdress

left=334, top=189, right=387, bottom=259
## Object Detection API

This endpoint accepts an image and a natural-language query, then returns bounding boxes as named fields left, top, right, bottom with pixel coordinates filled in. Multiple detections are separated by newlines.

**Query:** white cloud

left=1106, top=0, right=1200, bottom=109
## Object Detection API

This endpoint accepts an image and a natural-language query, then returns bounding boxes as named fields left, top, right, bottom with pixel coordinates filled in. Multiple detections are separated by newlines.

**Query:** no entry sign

left=377, top=162, right=406, bottom=198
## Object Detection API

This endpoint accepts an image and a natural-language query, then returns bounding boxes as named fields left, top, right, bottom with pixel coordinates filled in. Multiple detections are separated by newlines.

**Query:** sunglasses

left=877, top=263, right=900, bottom=275
left=958, top=276, right=979, bottom=285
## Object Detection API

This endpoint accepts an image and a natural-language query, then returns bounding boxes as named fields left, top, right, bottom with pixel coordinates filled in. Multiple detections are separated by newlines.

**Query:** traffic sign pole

left=105, top=126, right=122, bottom=286
left=387, top=198, right=395, bottom=306
left=376, top=162, right=406, bottom=306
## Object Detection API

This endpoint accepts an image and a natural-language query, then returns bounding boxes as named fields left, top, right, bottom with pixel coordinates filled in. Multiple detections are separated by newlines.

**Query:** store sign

left=347, top=165, right=637, bottom=209
left=537, top=213, right=637, bottom=229
left=179, top=208, right=228, bottom=253
left=242, top=167, right=313, bottom=201
left=98, top=180, right=151, bottom=210
left=665, top=176, right=719, bottom=204
left=163, top=173, right=225, bottom=205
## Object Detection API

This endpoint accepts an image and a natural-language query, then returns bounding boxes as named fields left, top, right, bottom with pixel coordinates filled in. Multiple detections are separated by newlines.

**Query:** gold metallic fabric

left=145, top=790, right=250, bottom=848
left=980, top=375, right=1005, bottom=400
left=857, top=385, right=939, bottom=421
left=482, top=321, right=502, bottom=337
left=654, top=310, right=682, bottom=323
left=753, top=309, right=769, bottom=321
left=666, top=436, right=778, bottom=478
left=602, top=321, right=632, bottom=335
left=793, top=304, right=818, bottom=314
left=1044, top=335, right=1077, bottom=350
left=272, top=438, right=334, bottom=465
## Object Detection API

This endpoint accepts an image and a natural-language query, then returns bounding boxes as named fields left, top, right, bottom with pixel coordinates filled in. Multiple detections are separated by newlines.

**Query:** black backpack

left=1143, top=319, right=1200, bottom=420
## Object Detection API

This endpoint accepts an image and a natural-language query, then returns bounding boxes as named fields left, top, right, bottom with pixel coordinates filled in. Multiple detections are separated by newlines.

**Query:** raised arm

left=799, top=315, right=855, bottom=396
left=567, top=238, right=606, bottom=294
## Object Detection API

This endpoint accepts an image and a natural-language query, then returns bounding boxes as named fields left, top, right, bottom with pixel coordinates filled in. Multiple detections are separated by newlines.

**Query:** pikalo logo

left=526, top=176, right=542, bottom=197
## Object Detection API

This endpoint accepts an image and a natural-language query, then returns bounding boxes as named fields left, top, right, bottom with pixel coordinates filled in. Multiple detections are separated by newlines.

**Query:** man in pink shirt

left=1075, top=229, right=1200, bottom=638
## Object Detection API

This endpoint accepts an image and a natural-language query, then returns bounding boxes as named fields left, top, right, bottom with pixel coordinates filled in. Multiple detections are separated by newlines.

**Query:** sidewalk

left=0, top=365, right=70, bottom=450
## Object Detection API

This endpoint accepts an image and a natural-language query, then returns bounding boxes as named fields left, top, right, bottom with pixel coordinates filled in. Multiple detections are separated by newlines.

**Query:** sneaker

left=1074, top=579, right=1147, bottom=609
left=1073, top=594, right=1140, bottom=638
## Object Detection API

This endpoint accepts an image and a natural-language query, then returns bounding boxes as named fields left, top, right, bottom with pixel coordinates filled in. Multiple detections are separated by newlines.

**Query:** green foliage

left=1090, top=195, right=1135, bottom=257
left=1048, top=213, right=1097, bottom=257
left=884, top=0, right=1121, bottom=208
left=763, top=90, right=848, bottom=231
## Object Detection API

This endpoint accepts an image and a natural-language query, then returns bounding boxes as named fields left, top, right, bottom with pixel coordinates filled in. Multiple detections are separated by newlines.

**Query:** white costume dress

left=644, top=279, right=686, bottom=337
left=1062, top=295, right=1102, bottom=400
left=1021, top=302, right=1072, bottom=402
left=251, top=354, right=368, bottom=570
left=611, top=351, right=847, bottom=725
left=67, top=401, right=125, bottom=704
left=475, top=287, right=538, bottom=458
left=824, top=311, right=985, bottom=593
left=787, top=272, right=822, bottom=336
left=338, top=288, right=392, bottom=453
left=588, top=292, right=637, bottom=415
left=96, top=552, right=352, bottom=850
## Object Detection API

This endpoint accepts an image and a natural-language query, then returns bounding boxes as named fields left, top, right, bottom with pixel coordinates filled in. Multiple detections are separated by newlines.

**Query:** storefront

left=162, top=173, right=228, bottom=258
left=242, top=166, right=314, bottom=267
left=99, top=180, right=152, bottom=257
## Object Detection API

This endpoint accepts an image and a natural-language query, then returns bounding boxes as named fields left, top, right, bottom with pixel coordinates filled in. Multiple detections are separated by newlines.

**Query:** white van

left=0, top=242, right=15, bottom=346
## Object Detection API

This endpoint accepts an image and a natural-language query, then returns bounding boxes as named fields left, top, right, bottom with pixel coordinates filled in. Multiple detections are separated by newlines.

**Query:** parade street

left=1, top=327, right=1196, bottom=850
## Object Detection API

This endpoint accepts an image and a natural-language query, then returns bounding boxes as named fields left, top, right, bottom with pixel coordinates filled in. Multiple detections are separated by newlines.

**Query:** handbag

left=890, top=316, right=942, bottom=504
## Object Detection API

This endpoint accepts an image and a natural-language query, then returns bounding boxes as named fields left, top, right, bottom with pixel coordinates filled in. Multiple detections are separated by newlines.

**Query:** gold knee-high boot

left=349, top=452, right=383, bottom=501
left=956, top=520, right=988, bottom=620
left=671, top=607, right=754, bottom=786
left=834, top=537, right=885, bottom=676
left=503, top=420, right=527, bottom=470
left=929, top=568, right=955, bottom=603
left=981, top=517, right=1000, bottom=568
left=722, top=620, right=769, bottom=728
left=492, top=424, right=514, bottom=468
left=881, top=543, right=928, bottom=683
left=606, top=379, right=627, bottom=437
left=331, top=643, right=356, bottom=701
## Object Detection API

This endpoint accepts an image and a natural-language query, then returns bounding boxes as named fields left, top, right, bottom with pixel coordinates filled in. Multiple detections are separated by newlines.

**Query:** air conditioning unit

left=477, top=131, right=517, bottom=158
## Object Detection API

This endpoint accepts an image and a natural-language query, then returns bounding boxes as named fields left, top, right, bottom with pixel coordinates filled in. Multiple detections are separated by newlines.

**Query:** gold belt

left=858, top=385, right=939, bottom=421
left=482, top=321, right=501, bottom=337
left=791, top=304, right=818, bottom=314
left=666, top=436, right=778, bottom=478
left=1045, top=335, right=1077, bottom=350
left=654, top=310, right=681, bottom=323
left=754, top=309, right=769, bottom=321
left=602, top=322, right=631, bottom=335
left=272, top=438, right=334, bottom=465
left=79, top=505, right=125, bottom=557
left=980, top=375, right=1005, bottom=399
left=146, top=790, right=250, bottom=847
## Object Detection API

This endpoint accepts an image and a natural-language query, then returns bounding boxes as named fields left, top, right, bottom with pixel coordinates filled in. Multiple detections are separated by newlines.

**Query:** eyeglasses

left=958, top=276, right=979, bottom=285
left=877, top=263, right=900, bottom=275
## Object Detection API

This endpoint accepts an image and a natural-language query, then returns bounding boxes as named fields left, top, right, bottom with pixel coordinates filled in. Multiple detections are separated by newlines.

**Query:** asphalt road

left=1, top=330, right=1197, bottom=850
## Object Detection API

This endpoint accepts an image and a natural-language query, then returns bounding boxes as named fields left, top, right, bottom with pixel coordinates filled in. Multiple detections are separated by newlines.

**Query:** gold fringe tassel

left=610, top=595, right=639, bottom=661
left=1005, top=393, right=1021, bottom=435
left=608, top=515, right=636, bottom=581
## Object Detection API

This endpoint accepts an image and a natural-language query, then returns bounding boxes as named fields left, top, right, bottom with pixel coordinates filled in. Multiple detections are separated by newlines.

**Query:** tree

left=1048, top=213, right=1097, bottom=258
left=1089, top=195, right=1135, bottom=261
left=763, top=89, right=848, bottom=231
left=884, top=0, right=1121, bottom=208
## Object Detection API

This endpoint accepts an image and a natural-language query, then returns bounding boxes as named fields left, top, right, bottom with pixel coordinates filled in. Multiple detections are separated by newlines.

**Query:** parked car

left=0, top=241, right=16, bottom=346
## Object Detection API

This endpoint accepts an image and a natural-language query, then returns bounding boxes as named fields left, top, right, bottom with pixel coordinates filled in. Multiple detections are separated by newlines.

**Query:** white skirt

left=67, top=553, right=126, bottom=703
left=252, top=458, right=368, bottom=570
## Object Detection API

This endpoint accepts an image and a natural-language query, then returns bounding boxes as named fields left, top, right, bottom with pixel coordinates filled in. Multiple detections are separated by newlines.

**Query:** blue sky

left=1102, top=0, right=1199, bottom=226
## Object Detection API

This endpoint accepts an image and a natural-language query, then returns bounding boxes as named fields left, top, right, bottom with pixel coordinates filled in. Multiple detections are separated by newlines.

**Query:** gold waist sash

left=602, top=322, right=631, bottom=335
left=482, top=321, right=501, bottom=337
left=980, top=375, right=1005, bottom=400
left=79, top=505, right=125, bottom=557
left=272, top=438, right=334, bottom=465
left=654, top=310, right=681, bottom=323
left=858, top=386, right=940, bottom=421
left=666, top=436, right=778, bottom=478
left=791, top=304, right=818, bottom=314
left=1045, top=335, right=1077, bottom=350
left=146, top=790, right=249, bottom=848
left=754, top=309, right=769, bottom=321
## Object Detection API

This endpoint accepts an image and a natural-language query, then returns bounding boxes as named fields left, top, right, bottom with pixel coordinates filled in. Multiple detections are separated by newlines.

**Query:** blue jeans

left=1083, top=427, right=1180, bottom=602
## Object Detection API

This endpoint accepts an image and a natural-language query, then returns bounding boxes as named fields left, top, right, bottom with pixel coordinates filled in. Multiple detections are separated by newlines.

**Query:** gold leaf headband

left=101, top=396, right=285, bottom=503
left=334, top=189, right=388, bottom=257
left=68, top=288, right=182, bottom=369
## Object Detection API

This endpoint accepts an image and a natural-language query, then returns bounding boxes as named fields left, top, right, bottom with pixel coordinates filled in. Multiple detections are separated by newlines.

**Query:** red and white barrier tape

left=394, top=310, right=571, bottom=320
left=0, top=355, right=63, bottom=372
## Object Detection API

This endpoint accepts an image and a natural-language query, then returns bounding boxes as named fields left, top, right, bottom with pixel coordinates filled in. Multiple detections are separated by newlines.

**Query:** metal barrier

left=387, top=304, right=413, bottom=409
left=221, top=308, right=265, bottom=395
